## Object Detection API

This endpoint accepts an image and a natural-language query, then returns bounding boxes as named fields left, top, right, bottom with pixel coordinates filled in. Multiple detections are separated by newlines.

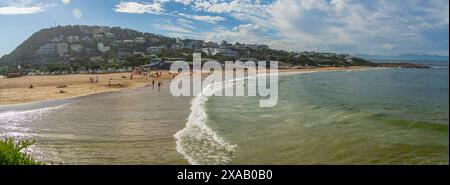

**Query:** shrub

left=0, top=137, right=41, bottom=165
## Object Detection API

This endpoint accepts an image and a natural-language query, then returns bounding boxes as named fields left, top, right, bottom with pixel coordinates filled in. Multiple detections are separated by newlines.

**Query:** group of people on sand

left=84, top=68, right=175, bottom=91
left=127, top=68, right=166, bottom=91
left=151, top=79, right=162, bottom=91
left=89, top=76, right=99, bottom=83
left=150, top=70, right=164, bottom=91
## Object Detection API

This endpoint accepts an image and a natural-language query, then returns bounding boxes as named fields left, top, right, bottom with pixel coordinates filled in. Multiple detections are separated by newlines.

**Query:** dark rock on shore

left=375, top=63, right=430, bottom=68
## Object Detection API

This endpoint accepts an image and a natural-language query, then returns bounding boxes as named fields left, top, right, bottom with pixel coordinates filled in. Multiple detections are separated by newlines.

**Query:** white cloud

left=154, top=23, right=193, bottom=33
left=179, top=13, right=225, bottom=24
left=177, top=18, right=196, bottom=29
left=239, top=0, right=449, bottom=54
left=112, top=0, right=449, bottom=55
left=0, top=0, right=55, bottom=15
left=203, top=23, right=277, bottom=45
left=193, top=0, right=263, bottom=14
left=62, top=0, right=71, bottom=5
left=0, top=6, right=45, bottom=15
left=114, top=1, right=164, bottom=14
left=174, top=0, right=192, bottom=5
left=113, top=1, right=227, bottom=24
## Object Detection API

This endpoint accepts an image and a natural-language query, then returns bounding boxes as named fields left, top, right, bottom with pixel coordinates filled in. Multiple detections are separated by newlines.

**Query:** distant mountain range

left=355, top=54, right=449, bottom=62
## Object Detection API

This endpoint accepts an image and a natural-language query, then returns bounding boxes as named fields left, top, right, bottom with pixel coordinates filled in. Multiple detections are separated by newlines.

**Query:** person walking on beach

left=152, top=80, right=155, bottom=89
left=157, top=81, right=161, bottom=91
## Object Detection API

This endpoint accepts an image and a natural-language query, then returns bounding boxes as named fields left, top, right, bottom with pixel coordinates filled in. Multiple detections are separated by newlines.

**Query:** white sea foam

left=173, top=72, right=281, bottom=164
left=174, top=78, right=238, bottom=164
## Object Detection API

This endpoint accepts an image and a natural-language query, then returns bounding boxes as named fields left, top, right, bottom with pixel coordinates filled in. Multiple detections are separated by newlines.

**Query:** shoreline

left=0, top=66, right=375, bottom=106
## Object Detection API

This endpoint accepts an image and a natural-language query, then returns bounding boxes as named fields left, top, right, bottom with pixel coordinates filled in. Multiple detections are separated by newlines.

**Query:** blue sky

left=0, top=0, right=448, bottom=57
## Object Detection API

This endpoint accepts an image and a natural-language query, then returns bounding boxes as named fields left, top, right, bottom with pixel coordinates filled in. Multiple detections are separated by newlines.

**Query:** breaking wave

left=173, top=76, right=245, bottom=165
left=173, top=72, right=279, bottom=164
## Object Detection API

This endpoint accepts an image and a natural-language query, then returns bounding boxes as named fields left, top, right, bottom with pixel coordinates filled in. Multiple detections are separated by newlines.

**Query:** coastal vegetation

left=0, top=137, right=41, bottom=165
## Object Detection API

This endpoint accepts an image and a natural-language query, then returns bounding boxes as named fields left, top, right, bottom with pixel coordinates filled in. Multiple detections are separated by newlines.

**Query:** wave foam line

left=0, top=104, right=68, bottom=124
left=174, top=81, right=235, bottom=164
left=173, top=72, right=279, bottom=165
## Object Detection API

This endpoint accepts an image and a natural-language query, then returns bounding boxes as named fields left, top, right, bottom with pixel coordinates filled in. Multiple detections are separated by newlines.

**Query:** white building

left=149, top=38, right=160, bottom=43
left=56, top=43, right=69, bottom=57
left=81, top=36, right=91, bottom=42
left=93, top=34, right=104, bottom=40
left=66, top=35, right=80, bottom=43
left=134, top=37, right=146, bottom=44
left=202, top=48, right=221, bottom=56
left=118, top=51, right=131, bottom=59
left=122, top=40, right=134, bottom=44
left=202, top=48, right=238, bottom=57
left=100, top=26, right=111, bottom=33
left=97, top=43, right=110, bottom=52
left=132, top=52, right=146, bottom=57
left=105, top=32, right=115, bottom=39
left=146, top=46, right=164, bottom=53
left=70, top=44, right=83, bottom=53
left=344, top=55, right=353, bottom=62
left=51, top=35, right=64, bottom=42
left=36, top=43, right=56, bottom=55
left=112, top=40, right=122, bottom=47
left=89, top=56, right=103, bottom=62
left=219, top=49, right=239, bottom=57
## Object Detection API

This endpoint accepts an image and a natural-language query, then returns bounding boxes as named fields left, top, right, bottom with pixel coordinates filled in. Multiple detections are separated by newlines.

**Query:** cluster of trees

left=0, top=66, right=8, bottom=75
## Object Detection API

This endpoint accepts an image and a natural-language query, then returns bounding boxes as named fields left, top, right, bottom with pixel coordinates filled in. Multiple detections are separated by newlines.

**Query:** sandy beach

left=0, top=66, right=371, bottom=105
left=0, top=72, right=175, bottom=105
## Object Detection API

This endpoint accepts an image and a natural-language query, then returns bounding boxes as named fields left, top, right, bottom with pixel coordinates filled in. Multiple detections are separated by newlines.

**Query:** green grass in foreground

left=0, top=137, right=41, bottom=165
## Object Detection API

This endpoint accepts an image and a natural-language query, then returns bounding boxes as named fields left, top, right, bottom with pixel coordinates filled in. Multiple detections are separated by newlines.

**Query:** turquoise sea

left=177, top=64, right=449, bottom=164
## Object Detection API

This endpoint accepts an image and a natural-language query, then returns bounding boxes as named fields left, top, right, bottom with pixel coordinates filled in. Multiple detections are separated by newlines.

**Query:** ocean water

left=181, top=66, right=449, bottom=164
left=0, top=65, right=448, bottom=164
left=0, top=85, right=191, bottom=164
